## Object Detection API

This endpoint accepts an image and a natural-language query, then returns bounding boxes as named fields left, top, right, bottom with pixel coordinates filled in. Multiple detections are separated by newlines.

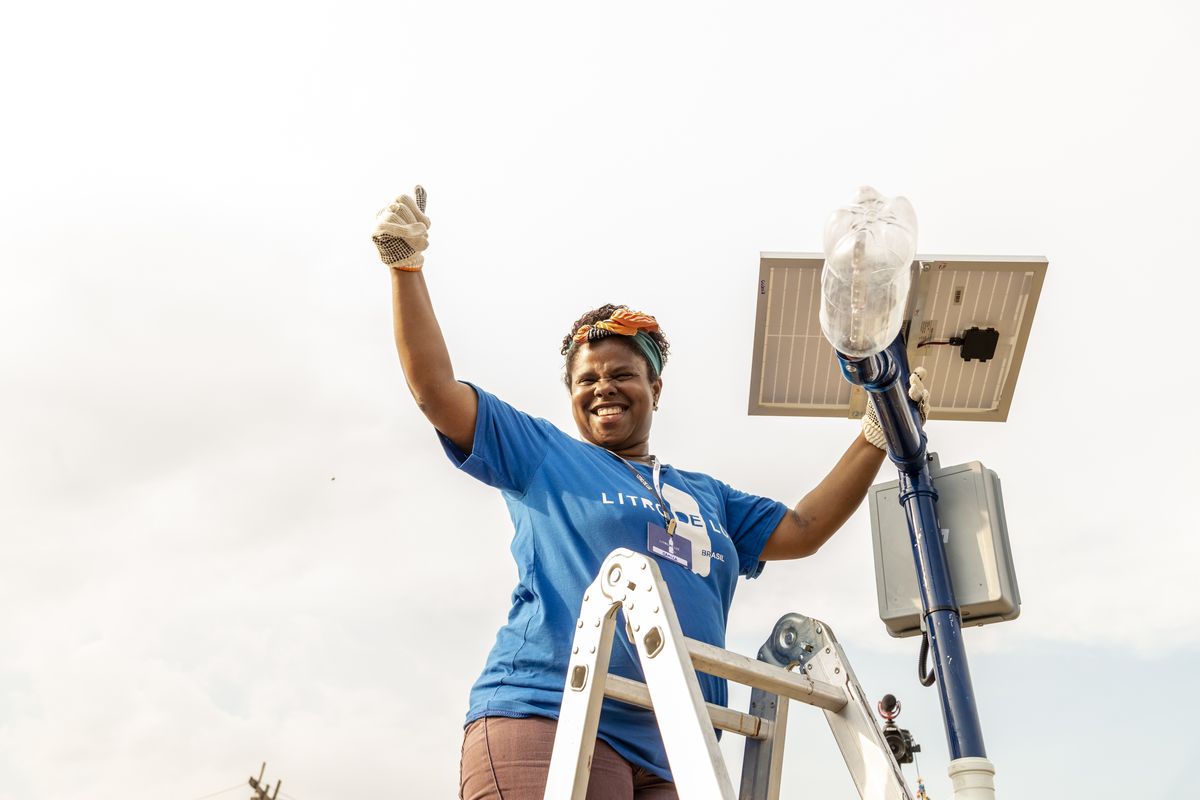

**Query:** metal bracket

left=739, top=613, right=816, bottom=799
left=741, top=614, right=913, bottom=800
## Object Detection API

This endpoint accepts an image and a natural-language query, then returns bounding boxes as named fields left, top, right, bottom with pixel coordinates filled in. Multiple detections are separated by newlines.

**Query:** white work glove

left=372, top=186, right=430, bottom=270
left=862, top=367, right=930, bottom=450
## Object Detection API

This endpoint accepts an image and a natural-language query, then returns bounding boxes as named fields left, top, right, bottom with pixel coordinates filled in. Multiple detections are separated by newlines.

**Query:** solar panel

left=748, top=254, right=1048, bottom=422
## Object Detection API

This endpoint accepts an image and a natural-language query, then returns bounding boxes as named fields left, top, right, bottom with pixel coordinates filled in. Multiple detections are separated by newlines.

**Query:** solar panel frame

left=748, top=253, right=1048, bottom=422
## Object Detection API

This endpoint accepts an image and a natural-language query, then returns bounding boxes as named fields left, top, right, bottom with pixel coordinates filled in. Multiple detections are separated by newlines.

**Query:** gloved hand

left=861, top=367, right=929, bottom=451
left=372, top=186, right=430, bottom=271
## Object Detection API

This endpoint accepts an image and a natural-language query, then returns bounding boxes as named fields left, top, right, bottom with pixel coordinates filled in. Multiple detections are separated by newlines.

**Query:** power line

left=186, top=784, right=244, bottom=800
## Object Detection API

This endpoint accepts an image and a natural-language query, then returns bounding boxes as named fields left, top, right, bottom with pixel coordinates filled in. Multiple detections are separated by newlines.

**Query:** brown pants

left=460, top=716, right=679, bottom=800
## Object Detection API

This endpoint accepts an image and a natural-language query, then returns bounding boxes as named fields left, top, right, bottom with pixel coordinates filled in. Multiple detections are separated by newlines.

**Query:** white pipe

left=949, top=757, right=996, bottom=800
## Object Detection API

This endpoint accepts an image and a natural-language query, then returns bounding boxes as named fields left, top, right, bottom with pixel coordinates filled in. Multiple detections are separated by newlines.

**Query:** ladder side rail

left=621, top=551, right=738, bottom=799
left=546, top=549, right=738, bottom=800
left=738, top=687, right=789, bottom=800
left=805, top=622, right=914, bottom=800
left=544, top=578, right=621, bottom=800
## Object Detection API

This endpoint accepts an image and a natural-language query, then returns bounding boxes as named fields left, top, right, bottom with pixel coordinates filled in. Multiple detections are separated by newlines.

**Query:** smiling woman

left=561, top=306, right=669, bottom=460
left=371, top=187, right=899, bottom=800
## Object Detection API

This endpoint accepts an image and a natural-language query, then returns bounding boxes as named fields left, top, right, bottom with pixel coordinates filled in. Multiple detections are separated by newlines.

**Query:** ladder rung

left=684, top=637, right=847, bottom=711
left=603, top=674, right=772, bottom=740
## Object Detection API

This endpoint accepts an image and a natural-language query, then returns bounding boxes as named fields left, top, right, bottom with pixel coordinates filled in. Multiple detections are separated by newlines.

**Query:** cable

left=918, top=630, right=936, bottom=687
left=186, top=784, right=245, bottom=800
left=916, top=336, right=963, bottom=349
left=913, top=749, right=929, bottom=799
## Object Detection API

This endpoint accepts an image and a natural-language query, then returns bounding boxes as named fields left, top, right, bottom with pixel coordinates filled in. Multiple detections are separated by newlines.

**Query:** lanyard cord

left=609, top=453, right=677, bottom=534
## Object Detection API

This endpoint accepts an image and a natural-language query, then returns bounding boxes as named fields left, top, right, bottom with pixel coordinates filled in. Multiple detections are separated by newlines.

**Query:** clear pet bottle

left=819, top=186, right=918, bottom=359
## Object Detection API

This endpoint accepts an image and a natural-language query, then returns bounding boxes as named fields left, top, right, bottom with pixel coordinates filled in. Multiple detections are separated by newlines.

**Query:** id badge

left=648, top=521, right=691, bottom=570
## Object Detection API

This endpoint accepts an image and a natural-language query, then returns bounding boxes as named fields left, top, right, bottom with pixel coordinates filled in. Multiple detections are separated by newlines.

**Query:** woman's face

left=568, top=338, right=662, bottom=457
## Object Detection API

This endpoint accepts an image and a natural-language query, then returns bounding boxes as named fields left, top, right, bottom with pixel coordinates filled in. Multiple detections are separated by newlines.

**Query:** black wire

left=916, top=336, right=964, bottom=349
left=918, top=630, right=936, bottom=687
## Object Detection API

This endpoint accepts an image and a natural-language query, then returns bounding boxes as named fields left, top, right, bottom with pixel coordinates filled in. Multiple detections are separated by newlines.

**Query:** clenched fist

left=372, top=186, right=430, bottom=270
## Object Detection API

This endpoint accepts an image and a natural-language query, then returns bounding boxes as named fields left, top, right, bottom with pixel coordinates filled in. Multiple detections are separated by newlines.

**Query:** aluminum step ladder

left=544, top=548, right=914, bottom=800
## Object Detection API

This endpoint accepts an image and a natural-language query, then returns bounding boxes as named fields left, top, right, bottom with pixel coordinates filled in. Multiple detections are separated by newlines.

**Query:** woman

left=372, top=188, right=925, bottom=800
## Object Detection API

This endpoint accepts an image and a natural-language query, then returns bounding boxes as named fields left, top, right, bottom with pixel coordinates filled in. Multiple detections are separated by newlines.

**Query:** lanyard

left=611, top=453, right=677, bottom=536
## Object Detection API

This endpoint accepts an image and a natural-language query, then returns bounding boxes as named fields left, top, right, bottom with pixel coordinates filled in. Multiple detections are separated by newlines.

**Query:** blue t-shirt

left=440, top=384, right=788, bottom=781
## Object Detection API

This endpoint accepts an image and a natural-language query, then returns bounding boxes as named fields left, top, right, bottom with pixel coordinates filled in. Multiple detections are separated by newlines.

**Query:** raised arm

left=760, top=369, right=930, bottom=560
left=373, top=188, right=477, bottom=452
left=759, top=434, right=886, bottom=560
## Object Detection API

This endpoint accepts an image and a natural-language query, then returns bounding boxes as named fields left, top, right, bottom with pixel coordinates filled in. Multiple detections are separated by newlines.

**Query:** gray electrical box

left=868, top=455, right=1020, bottom=638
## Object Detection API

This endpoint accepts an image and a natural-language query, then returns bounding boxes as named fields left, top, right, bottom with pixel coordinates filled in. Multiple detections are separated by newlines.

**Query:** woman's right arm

left=390, top=269, right=477, bottom=453
left=375, top=188, right=477, bottom=453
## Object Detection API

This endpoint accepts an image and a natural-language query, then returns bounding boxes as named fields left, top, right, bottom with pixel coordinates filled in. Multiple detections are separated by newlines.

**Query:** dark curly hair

left=560, top=304, right=671, bottom=386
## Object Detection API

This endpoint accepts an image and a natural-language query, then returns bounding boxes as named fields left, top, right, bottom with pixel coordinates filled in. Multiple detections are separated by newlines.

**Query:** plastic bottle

left=819, top=186, right=918, bottom=359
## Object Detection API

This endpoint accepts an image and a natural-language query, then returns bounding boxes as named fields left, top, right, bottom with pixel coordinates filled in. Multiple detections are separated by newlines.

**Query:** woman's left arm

left=758, top=434, right=886, bottom=560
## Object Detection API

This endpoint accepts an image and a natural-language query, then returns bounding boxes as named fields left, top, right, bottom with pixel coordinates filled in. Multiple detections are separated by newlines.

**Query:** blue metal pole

left=837, top=336, right=987, bottom=760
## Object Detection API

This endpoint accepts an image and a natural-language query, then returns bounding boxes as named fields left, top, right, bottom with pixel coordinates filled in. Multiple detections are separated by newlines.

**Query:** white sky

left=3, top=1, right=1198, bottom=798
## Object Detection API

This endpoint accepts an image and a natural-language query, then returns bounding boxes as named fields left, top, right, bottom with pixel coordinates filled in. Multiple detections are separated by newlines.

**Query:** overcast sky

left=3, top=2, right=1198, bottom=798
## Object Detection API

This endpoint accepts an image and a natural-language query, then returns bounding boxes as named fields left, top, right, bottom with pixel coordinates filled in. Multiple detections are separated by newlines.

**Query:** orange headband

left=572, top=309, right=659, bottom=344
